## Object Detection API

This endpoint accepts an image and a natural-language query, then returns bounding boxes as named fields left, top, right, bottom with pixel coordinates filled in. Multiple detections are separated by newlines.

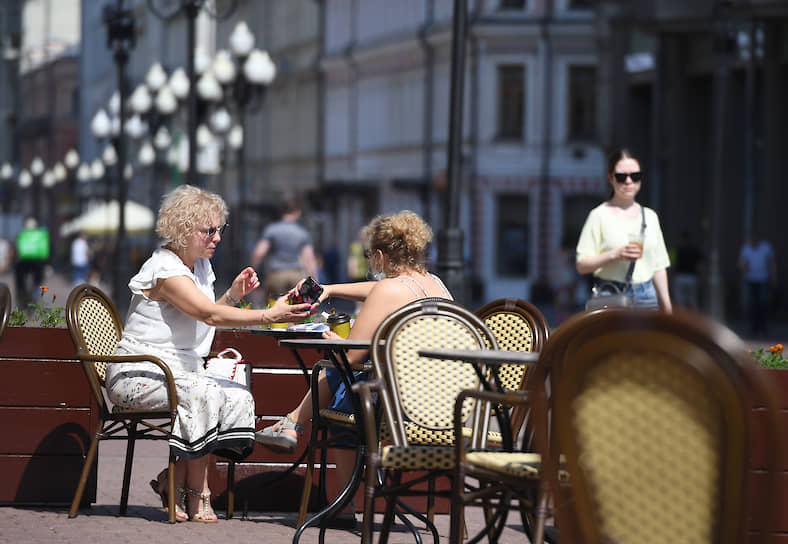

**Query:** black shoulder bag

left=585, top=206, right=646, bottom=311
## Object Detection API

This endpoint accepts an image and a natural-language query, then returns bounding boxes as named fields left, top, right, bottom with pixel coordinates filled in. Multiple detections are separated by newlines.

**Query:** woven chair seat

left=465, top=451, right=571, bottom=482
left=381, top=444, right=456, bottom=471
left=466, top=451, right=542, bottom=479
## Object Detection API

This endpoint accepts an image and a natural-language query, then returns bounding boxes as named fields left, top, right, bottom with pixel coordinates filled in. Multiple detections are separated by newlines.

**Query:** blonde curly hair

left=365, top=210, right=433, bottom=274
left=156, top=185, right=228, bottom=250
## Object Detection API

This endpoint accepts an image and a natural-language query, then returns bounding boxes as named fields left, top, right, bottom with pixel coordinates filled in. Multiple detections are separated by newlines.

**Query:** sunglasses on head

left=201, top=223, right=228, bottom=237
left=613, top=172, right=642, bottom=183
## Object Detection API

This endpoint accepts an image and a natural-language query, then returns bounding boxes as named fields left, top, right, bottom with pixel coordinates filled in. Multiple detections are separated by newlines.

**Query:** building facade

left=311, top=0, right=604, bottom=306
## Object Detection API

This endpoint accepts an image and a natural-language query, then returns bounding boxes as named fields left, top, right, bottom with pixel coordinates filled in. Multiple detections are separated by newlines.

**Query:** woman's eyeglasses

left=613, top=172, right=642, bottom=183
left=200, top=223, right=228, bottom=238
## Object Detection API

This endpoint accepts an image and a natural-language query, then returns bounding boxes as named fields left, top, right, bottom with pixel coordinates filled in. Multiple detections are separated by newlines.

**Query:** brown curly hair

left=365, top=210, right=433, bottom=275
left=156, top=185, right=228, bottom=249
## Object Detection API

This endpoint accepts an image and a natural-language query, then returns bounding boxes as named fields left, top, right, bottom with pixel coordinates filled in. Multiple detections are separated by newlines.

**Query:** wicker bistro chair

left=66, top=284, right=240, bottom=521
left=533, top=308, right=783, bottom=544
left=0, top=282, right=11, bottom=340
left=65, top=284, right=179, bottom=521
left=296, top=296, right=454, bottom=529
left=446, top=300, right=554, bottom=544
left=353, top=298, right=499, bottom=544
left=473, top=297, right=549, bottom=443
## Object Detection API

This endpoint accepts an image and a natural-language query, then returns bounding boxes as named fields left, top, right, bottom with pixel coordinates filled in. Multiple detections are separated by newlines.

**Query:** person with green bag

left=14, top=217, right=49, bottom=304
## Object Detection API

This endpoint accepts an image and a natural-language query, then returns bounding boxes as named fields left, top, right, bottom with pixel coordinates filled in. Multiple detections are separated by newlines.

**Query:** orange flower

left=39, top=286, right=49, bottom=295
left=767, top=344, right=783, bottom=354
left=52, top=293, right=57, bottom=303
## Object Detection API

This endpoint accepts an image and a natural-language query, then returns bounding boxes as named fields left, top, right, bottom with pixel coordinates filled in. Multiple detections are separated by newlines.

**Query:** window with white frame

left=497, top=64, right=525, bottom=140
left=567, top=65, right=597, bottom=142
left=496, top=194, right=529, bottom=276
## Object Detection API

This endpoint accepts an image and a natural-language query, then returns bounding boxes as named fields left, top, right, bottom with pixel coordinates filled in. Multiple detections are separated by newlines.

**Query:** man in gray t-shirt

left=251, top=200, right=317, bottom=301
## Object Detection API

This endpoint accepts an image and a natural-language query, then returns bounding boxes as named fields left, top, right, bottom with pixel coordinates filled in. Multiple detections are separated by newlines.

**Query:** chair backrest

left=0, top=282, right=11, bottom=340
left=66, top=284, right=125, bottom=412
left=475, top=297, right=549, bottom=435
left=370, top=298, right=498, bottom=448
left=533, top=308, right=781, bottom=544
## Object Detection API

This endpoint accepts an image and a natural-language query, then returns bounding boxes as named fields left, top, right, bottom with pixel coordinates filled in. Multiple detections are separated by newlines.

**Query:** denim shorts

left=595, top=279, right=659, bottom=311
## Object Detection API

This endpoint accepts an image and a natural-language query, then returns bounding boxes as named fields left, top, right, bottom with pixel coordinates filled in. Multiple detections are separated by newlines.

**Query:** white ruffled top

left=117, top=247, right=216, bottom=359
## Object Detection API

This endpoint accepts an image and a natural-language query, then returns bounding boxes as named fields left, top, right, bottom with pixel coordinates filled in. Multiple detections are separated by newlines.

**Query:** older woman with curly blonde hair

left=106, top=185, right=316, bottom=523
left=255, top=210, right=451, bottom=524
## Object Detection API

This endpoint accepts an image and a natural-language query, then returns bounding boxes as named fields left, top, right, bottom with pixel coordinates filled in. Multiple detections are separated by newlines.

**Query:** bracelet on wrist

left=225, top=289, right=240, bottom=306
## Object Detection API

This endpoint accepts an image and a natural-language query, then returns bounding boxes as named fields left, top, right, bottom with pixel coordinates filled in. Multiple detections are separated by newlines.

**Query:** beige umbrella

left=60, top=200, right=155, bottom=236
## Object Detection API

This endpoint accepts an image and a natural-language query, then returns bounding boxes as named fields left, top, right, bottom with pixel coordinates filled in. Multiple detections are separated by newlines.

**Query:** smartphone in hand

left=288, top=276, right=323, bottom=304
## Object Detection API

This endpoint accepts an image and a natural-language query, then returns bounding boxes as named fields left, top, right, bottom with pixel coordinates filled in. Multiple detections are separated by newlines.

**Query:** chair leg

left=427, top=477, right=436, bottom=524
left=166, top=454, right=177, bottom=524
left=297, top=422, right=320, bottom=526
left=119, top=427, right=137, bottom=516
left=361, top=455, right=379, bottom=544
left=69, top=421, right=103, bottom=518
left=226, top=461, right=235, bottom=519
left=378, top=472, right=401, bottom=544
left=449, top=466, right=465, bottom=544
left=529, top=485, right=550, bottom=544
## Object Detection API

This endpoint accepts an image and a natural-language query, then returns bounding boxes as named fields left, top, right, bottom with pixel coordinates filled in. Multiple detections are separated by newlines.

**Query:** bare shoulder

left=368, top=277, right=410, bottom=299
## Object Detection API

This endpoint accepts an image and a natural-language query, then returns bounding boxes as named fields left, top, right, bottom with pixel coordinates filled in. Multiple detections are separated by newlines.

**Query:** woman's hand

left=229, top=267, right=260, bottom=301
left=290, top=277, right=330, bottom=305
left=618, top=243, right=642, bottom=261
left=322, top=330, right=341, bottom=340
left=266, top=293, right=316, bottom=323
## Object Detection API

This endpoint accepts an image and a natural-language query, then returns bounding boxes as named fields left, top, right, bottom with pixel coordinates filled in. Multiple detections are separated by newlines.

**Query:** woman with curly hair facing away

left=255, top=210, right=452, bottom=523
left=106, top=185, right=316, bottom=522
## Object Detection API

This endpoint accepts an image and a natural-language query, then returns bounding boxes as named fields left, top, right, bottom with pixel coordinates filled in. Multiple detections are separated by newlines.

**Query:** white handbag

left=204, top=347, right=250, bottom=387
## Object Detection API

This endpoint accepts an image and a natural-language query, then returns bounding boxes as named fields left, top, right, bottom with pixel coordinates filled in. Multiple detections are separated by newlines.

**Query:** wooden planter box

left=748, top=368, right=788, bottom=542
left=0, top=326, right=97, bottom=506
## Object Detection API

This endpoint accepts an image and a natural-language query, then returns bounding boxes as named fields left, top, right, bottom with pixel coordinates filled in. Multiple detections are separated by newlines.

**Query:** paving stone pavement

left=0, top=440, right=533, bottom=544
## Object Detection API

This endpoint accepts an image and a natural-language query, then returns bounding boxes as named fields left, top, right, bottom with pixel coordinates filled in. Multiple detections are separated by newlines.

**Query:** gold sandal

left=185, top=486, right=218, bottom=523
left=148, top=468, right=187, bottom=522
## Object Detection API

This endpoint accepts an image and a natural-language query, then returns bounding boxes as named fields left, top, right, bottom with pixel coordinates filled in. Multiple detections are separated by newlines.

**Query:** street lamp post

left=29, top=156, right=45, bottom=223
left=437, top=0, right=470, bottom=305
left=0, top=162, right=14, bottom=236
left=76, top=162, right=91, bottom=212
left=64, top=148, right=80, bottom=215
left=101, top=0, right=136, bottom=309
left=131, top=61, right=183, bottom=208
left=42, top=168, right=59, bottom=232
left=212, top=21, right=276, bottom=270
left=91, top=109, right=113, bottom=203
left=147, top=0, right=238, bottom=186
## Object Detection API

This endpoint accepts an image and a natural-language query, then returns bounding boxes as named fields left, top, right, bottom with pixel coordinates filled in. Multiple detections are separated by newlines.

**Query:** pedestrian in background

left=14, top=217, right=49, bottom=305
left=738, top=231, right=777, bottom=336
left=70, top=231, right=91, bottom=285
left=576, top=148, right=672, bottom=312
left=250, top=198, right=317, bottom=302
